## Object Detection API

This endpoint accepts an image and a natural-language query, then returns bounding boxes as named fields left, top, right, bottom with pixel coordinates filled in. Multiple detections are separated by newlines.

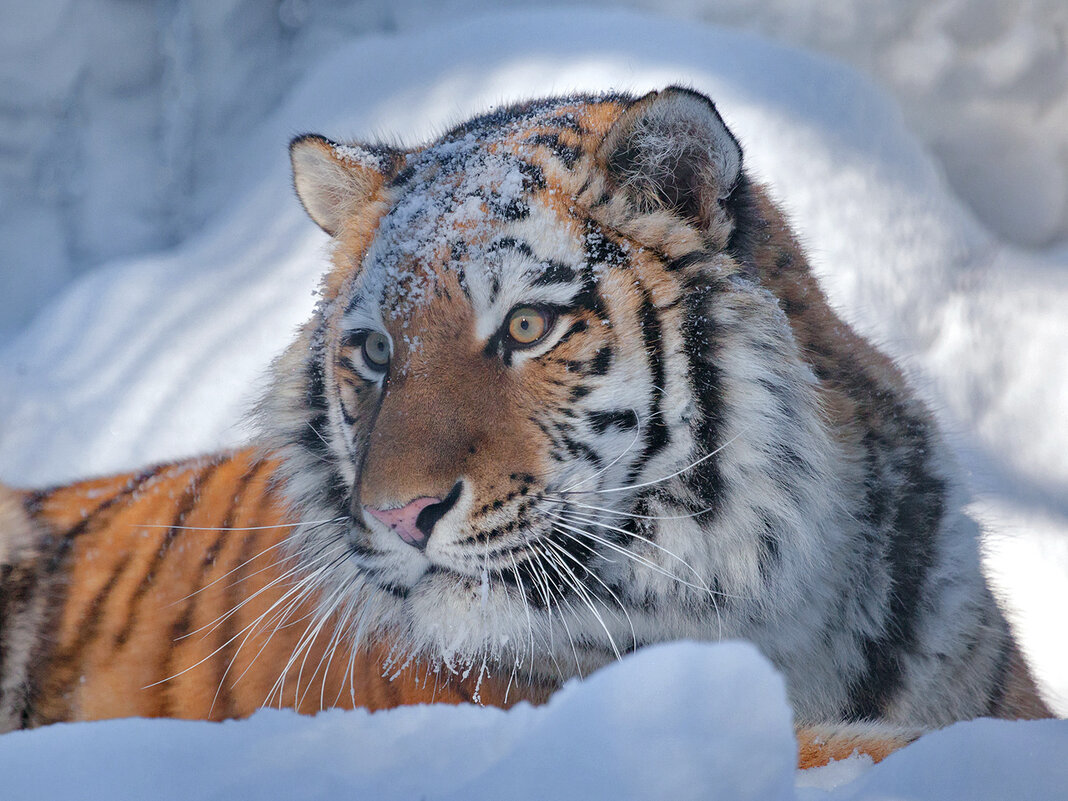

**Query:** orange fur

left=796, top=723, right=921, bottom=769
left=18, top=450, right=546, bottom=725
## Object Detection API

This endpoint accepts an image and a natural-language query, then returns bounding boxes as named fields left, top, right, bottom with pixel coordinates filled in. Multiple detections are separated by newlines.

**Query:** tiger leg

left=796, top=721, right=923, bottom=769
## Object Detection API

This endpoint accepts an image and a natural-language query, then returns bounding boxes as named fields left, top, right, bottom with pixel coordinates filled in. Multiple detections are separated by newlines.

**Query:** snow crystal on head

left=332, top=142, right=386, bottom=171
left=359, top=131, right=535, bottom=320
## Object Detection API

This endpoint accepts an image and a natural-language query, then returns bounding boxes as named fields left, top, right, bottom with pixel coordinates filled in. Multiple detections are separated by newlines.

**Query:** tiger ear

left=289, top=134, right=395, bottom=236
left=597, top=86, right=742, bottom=228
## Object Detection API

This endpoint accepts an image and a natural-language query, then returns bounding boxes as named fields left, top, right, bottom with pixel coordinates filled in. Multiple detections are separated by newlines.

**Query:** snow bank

left=2, top=641, right=1064, bottom=800
left=0, top=642, right=797, bottom=801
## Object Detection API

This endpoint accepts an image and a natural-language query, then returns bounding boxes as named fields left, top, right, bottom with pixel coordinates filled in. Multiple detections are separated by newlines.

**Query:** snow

left=1, top=641, right=1064, bottom=800
left=4, top=1, right=1067, bottom=335
left=1, top=5, right=1066, bottom=800
left=0, top=643, right=796, bottom=801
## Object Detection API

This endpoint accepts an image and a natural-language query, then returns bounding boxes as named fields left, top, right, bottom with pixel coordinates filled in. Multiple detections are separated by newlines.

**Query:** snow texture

left=1, top=6, right=1066, bottom=800
left=0, top=641, right=1064, bottom=800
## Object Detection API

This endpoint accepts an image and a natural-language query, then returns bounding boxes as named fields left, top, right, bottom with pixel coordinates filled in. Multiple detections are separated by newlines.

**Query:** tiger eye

left=507, top=307, right=548, bottom=345
left=362, top=331, right=391, bottom=368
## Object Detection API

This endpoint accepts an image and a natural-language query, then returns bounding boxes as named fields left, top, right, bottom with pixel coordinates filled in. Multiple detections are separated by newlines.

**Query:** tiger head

left=262, top=87, right=838, bottom=682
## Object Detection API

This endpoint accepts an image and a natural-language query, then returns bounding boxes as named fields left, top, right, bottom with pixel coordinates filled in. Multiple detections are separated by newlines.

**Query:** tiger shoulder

left=0, top=87, right=1052, bottom=764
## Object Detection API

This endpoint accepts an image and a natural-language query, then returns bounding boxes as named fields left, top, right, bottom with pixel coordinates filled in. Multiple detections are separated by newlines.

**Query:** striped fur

left=1, top=453, right=537, bottom=728
left=0, top=89, right=1050, bottom=765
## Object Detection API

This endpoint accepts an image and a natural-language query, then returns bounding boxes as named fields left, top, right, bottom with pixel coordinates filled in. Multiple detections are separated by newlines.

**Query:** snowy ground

left=0, top=6, right=1065, bottom=800
left=3, top=642, right=1066, bottom=801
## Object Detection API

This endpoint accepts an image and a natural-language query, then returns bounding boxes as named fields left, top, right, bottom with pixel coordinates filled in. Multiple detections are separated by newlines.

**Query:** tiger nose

left=364, top=482, right=462, bottom=550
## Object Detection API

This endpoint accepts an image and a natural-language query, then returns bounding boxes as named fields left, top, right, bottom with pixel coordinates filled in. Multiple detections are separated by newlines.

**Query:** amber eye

left=506, top=306, right=552, bottom=347
left=362, top=331, right=391, bottom=369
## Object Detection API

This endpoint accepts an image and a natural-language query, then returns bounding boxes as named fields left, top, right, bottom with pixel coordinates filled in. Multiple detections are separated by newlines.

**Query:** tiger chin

left=0, top=87, right=1050, bottom=767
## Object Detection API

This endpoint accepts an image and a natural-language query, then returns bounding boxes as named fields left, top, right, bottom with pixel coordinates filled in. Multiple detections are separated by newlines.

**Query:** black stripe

left=489, top=237, right=535, bottom=258
left=113, top=461, right=224, bottom=648
left=561, top=435, right=602, bottom=468
left=844, top=407, right=945, bottom=720
left=722, top=174, right=764, bottom=277
left=568, top=274, right=609, bottom=321
left=517, top=160, right=547, bottom=191
left=625, top=287, right=669, bottom=483
left=568, top=385, right=591, bottom=402
left=305, top=348, right=328, bottom=412
left=984, top=623, right=1016, bottom=715
left=44, top=466, right=165, bottom=575
left=544, top=112, right=585, bottom=134
left=588, top=346, right=613, bottom=376
left=48, top=551, right=134, bottom=705
left=667, top=250, right=711, bottom=272
left=0, top=561, right=42, bottom=723
left=583, top=223, right=629, bottom=267
left=299, top=413, right=335, bottom=464
left=587, top=409, right=639, bottom=434
left=590, top=190, right=611, bottom=208
left=526, top=133, right=581, bottom=168
left=163, top=460, right=263, bottom=714
left=532, top=261, right=577, bottom=286
left=391, top=164, right=416, bottom=187
left=680, top=278, right=726, bottom=512
left=217, top=528, right=258, bottom=717
left=490, top=195, right=529, bottom=222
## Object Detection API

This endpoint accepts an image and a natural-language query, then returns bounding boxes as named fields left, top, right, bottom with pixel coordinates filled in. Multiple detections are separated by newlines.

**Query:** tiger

left=0, top=87, right=1050, bottom=768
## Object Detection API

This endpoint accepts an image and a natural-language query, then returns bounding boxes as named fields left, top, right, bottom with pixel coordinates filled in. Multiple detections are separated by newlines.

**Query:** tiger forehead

left=358, top=98, right=628, bottom=319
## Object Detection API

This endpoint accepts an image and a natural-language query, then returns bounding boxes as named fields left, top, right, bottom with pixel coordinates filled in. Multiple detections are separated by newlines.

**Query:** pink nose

left=364, top=497, right=442, bottom=548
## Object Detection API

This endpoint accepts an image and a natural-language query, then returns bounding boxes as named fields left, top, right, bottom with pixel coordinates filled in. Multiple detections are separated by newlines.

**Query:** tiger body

left=0, top=88, right=1049, bottom=762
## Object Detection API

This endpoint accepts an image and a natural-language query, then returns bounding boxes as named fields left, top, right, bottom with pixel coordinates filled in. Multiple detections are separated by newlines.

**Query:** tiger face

left=265, top=88, right=853, bottom=691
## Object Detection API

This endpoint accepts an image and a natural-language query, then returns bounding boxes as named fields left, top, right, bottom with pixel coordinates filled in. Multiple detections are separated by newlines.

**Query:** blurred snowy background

left=3, top=0, right=1068, bottom=334
left=0, top=2, right=1065, bottom=798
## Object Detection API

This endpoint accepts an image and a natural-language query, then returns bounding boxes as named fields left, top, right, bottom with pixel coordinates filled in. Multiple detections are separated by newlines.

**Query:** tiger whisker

left=520, top=546, right=564, bottom=670
left=543, top=495, right=716, bottom=522
left=545, top=506, right=747, bottom=601
left=540, top=532, right=637, bottom=649
left=266, top=552, right=354, bottom=707
left=304, top=421, right=345, bottom=466
left=145, top=550, right=338, bottom=692
left=164, top=541, right=289, bottom=610
left=544, top=513, right=712, bottom=595
left=162, top=517, right=347, bottom=611
left=509, top=553, right=537, bottom=678
left=556, top=426, right=747, bottom=496
left=176, top=544, right=340, bottom=642
left=540, top=535, right=629, bottom=659
left=559, top=406, right=647, bottom=494
left=223, top=556, right=344, bottom=711
left=298, top=570, right=371, bottom=711
left=527, top=546, right=583, bottom=678
left=320, top=589, right=367, bottom=710
left=130, top=516, right=347, bottom=532
left=291, top=576, right=354, bottom=710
